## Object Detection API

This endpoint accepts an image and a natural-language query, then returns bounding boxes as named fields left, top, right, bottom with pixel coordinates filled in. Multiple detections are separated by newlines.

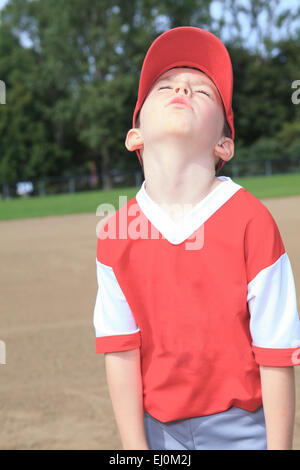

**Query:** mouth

left=168, top=102, right=192, bottom=109
left=166, top=97, right=193, bottom=110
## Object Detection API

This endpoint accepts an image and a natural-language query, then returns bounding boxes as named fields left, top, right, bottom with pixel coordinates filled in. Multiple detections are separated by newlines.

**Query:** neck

left=142, top=144, right=220, bottom=209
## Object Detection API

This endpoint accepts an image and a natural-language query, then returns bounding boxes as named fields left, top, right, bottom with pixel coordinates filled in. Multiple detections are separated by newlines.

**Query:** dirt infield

left=0, top=195, right=300, bottom=450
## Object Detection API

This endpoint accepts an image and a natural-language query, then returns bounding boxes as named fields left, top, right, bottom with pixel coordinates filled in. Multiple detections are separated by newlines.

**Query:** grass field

left=0, top=172, right=300, bottom=221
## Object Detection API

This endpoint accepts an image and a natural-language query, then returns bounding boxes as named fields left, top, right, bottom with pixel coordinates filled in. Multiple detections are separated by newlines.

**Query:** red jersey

left=93, top=176, right=300, bottom=422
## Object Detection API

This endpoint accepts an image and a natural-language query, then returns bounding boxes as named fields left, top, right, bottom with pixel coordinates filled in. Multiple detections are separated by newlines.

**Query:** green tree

left=1, top=0, right=299, bottom=188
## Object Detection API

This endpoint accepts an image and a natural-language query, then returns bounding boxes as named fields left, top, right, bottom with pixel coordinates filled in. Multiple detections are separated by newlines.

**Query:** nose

left=174, top=82, right=192, bottom=96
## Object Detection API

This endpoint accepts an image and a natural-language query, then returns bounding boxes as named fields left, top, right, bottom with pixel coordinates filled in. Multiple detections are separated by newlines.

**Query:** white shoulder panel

left=248, top=252, right=300, bottom=348
left=93, top=258, right=140, bottom=337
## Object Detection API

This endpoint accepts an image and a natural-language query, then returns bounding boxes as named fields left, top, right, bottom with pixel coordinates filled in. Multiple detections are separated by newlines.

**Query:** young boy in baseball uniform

left=93, top=27, right=300, bottom=450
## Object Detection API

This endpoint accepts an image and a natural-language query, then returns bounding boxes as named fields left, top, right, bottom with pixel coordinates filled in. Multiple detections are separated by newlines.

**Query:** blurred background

left=0, top=0, right=300, bottom=450
left=0, top=0, right=300, bottom=198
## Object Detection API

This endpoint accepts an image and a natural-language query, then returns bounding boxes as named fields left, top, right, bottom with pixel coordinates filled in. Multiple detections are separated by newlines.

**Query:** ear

left=213, top=137, right=234, bottom=164
left=125, top=128, right=144, bottom=152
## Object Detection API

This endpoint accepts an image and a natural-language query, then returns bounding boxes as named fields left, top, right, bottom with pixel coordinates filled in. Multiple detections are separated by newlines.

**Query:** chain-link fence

left=0, top=169, right=144, bottom=199
left=220, top=158, right=300, bottom=178
left=0, top=158, right=300, bottom=199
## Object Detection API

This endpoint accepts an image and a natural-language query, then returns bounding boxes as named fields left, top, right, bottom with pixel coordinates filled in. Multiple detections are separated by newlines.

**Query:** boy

left=93, top=27, right=300, bottom=450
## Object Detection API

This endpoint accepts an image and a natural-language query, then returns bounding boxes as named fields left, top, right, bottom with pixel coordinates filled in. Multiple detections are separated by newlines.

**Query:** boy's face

left=137, top=67, right=225, bottom=154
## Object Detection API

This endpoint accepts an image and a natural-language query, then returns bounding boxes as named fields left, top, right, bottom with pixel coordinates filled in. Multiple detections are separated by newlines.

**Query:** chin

left=164, top=120, right=193, bottom=134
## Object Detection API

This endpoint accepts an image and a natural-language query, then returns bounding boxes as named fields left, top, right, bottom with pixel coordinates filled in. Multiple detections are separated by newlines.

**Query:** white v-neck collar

left=135, top=176, right=243, bottom=245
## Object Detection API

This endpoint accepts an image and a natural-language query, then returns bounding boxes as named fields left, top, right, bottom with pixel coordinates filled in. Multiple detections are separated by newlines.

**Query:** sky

left=210, top=0, right=300, bottom=54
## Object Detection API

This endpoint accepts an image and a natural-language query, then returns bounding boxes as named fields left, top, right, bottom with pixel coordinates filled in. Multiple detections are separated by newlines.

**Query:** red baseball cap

left=132, top=26, right=234, bottom=171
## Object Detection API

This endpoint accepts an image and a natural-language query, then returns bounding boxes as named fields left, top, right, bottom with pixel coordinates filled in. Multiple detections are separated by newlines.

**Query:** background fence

left=0, top=157, right=300, bottom=200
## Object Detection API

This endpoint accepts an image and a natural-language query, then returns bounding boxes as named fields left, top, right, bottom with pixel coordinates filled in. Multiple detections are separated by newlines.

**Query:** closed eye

left=158, top=86, right=171, bottom=90
left=195, top=89, right=211, bottom=97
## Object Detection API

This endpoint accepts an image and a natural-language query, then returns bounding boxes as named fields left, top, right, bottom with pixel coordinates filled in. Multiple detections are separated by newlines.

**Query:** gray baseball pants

left=144, top=405, right=267, bottom=450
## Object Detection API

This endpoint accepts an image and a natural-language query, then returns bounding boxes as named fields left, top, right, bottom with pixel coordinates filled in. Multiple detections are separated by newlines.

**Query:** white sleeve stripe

left=248, top=252, right=300, bottom=349
left=93, top=258, right=140, bottom=337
